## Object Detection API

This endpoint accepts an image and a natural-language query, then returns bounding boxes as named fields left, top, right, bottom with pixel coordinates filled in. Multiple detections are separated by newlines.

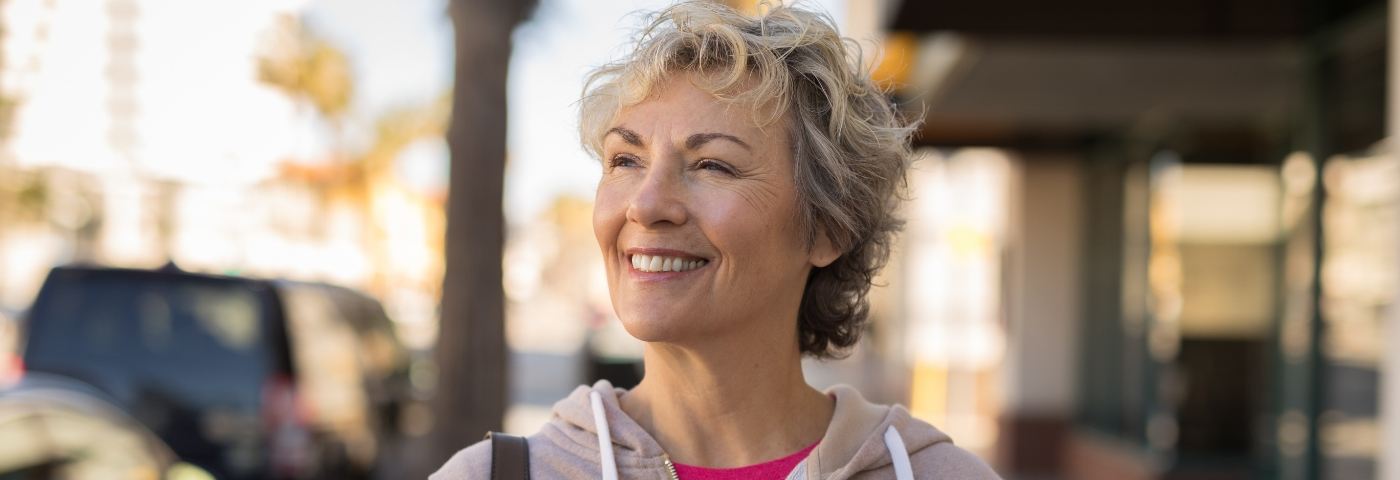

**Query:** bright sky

left=304, top=0, right=453, bottom=122
left=5, top=0, right=308, bottom=184
left=305, top=0, right=847, bottom=224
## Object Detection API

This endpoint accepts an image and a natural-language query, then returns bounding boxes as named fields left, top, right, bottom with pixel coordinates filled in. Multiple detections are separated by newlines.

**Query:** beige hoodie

left=431, top=380, right=1001, bottom=479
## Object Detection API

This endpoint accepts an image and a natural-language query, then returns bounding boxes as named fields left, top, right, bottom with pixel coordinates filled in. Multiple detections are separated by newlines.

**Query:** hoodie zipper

left=662, top=454, right=680, bottom=480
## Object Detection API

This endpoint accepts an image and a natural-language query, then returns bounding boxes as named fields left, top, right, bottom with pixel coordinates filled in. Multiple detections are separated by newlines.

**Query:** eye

left=696, top=159, right=735, bottom=175
left=608, top=154, right=640, bottom=170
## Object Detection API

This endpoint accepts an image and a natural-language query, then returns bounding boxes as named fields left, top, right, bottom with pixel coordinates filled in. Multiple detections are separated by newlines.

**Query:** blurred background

left=0, top=0, right=1392, bottom=479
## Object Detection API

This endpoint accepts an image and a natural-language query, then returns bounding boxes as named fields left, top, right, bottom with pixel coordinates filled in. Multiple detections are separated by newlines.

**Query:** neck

left=619, top=328, right=834, bottom=467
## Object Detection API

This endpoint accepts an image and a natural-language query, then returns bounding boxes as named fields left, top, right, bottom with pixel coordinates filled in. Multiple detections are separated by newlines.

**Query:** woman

left=433, top=2, right=1000, bottom=479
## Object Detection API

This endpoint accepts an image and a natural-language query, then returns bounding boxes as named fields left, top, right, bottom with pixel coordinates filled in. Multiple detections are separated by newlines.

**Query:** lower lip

left=627, top=259, right=707, bottom=281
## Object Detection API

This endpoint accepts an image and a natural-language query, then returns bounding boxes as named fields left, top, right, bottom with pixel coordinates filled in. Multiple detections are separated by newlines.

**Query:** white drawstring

left=883, top=425, right=914, bottom=480
left=590, top=391, right=620, bottom=480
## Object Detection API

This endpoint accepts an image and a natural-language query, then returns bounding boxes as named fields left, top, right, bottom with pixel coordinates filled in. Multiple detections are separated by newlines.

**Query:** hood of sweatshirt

left=537, top=380, right=964, bottom=480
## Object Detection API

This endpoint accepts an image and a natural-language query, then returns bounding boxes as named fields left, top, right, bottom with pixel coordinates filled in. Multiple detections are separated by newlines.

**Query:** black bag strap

left=487, top=432, right=530, bottom=480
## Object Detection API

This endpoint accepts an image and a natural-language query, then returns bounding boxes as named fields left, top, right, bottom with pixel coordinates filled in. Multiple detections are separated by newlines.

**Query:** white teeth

left=630, top=254, right=707, bottom=273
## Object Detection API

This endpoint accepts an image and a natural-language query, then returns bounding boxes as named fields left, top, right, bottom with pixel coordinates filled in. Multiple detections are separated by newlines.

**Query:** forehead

left=609, top=74, right=784, bottom=139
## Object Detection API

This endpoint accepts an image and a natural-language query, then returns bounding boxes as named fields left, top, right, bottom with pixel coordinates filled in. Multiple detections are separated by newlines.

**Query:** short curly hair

left=578, top=1, right=916, bottom=358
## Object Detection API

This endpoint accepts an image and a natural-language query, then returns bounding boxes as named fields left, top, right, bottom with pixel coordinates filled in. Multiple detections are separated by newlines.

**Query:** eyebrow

left=606, top=127, right=643, bottom=147
left=686, top=132, right=751, bottom=152
left=605, top=127, right=752, bottom=152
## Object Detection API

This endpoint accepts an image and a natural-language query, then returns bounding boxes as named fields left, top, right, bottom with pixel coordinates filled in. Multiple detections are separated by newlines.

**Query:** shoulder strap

left=487, top=432, right=530, bottom=480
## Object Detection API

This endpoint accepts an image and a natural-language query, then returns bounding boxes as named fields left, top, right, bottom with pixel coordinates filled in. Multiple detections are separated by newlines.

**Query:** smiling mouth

left=630, top=253, right=708, bottom=273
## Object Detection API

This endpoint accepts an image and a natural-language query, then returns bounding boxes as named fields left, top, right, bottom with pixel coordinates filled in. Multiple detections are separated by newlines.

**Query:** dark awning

left=887, top=0, right=1378, bottom=40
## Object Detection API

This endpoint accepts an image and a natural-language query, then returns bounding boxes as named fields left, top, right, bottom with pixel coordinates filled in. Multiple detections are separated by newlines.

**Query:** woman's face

left=593, top=74, right=838, bottom=346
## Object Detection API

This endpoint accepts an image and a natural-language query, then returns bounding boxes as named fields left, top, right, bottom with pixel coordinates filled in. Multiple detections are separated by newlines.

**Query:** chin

left=614, top=305, right=716, bottom=345
left=615, top=310, right=686, bottom=343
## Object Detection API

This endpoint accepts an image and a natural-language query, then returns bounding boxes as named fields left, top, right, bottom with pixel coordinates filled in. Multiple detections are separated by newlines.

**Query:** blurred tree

left=359, top=95, right=451, bottom=296
left=366, top=93, right=450, bottom=181
left=428, top=0, right=538, bottom=472
left=0, top=0, right=14, bottom=143
left=254, top=14, right=357, bottom=229
left=257, top=17, right=395, bottom=292
left=0, top=0, right=30, bottom=283
left=256, top=15, right=353, bottom=122
left=0, top=170, right=48, bottom=224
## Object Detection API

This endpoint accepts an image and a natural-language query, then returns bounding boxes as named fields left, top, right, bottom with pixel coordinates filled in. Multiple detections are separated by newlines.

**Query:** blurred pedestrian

left=433, top=1, right=999, bottom=478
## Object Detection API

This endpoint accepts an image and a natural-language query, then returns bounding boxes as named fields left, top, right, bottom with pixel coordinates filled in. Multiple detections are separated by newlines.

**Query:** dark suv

left=17, top=266, right=411, bottom=480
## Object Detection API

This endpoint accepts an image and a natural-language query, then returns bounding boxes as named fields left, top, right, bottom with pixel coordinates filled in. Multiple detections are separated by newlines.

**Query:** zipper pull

left=662, top=453, right=680, bottom=480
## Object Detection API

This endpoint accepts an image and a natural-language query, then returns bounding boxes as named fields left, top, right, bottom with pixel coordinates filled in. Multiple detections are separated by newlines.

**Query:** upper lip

left=624, top=247, right=708, bottom=260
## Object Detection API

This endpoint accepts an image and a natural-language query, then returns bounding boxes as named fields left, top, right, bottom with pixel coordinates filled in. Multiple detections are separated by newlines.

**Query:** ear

left=808, top=230, right=841, bottom=268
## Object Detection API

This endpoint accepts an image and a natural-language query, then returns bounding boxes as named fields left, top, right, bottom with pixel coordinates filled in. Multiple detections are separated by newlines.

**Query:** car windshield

left=23, top=270, right=269, bottom=413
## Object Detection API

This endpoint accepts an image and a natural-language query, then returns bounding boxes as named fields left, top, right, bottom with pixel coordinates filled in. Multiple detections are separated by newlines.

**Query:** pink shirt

left=671, top=441, right=819, bottom=480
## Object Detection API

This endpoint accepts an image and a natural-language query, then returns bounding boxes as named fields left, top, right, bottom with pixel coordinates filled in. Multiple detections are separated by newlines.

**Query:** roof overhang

left=900, top=37, right=1302, bottom=147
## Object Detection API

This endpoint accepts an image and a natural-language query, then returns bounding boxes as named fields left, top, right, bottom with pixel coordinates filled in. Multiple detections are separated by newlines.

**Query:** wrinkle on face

left=599, top=78, right=794, bottom=218
left=707, top=168, right=783, bottom=214
left=593, top=73, right=815, bottom=345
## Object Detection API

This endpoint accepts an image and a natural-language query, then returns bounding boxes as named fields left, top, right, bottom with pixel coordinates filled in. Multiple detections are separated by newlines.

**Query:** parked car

left=0, top=372, right=212, bottom=480
left=15, top=266, right=412, bottom=480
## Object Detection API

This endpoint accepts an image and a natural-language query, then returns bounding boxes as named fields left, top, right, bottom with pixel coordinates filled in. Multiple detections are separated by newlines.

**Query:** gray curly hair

left=579, top=1, right=917, bottom=358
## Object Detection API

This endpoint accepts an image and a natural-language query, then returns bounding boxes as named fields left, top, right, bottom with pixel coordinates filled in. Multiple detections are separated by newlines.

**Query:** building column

left=999, top=153, right=1082, bottom=475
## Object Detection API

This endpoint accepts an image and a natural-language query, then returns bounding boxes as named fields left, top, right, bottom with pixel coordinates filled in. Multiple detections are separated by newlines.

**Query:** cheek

left=592, top=184, right=626, bottom=251
left=699, top=189, right=806, bottom=265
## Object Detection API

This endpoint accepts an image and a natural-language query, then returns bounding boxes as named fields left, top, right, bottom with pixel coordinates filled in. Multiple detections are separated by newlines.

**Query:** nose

left=625, top=163, right=688, bottom=228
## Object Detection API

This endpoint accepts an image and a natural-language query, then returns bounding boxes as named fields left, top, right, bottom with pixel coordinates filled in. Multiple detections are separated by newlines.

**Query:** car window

left=326, top=290, right=405, bottom=376
left=23, top=271, right=269, bottom=414
left=280, top=284, right=370, bottom=434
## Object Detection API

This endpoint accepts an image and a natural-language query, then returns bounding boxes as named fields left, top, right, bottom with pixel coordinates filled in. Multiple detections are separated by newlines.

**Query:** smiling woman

left=432, top=2, right=1001, bottom=479
left=594, top=73, right=829, bottom=349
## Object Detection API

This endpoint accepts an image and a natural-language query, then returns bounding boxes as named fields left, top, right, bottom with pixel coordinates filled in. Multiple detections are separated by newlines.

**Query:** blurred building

left=873, top=0, right=1394, bottom=479
left=0, top=0, right=447, bottom=352
left=0, top=0, right=305, bottom=297
left=2, top=1, right=1394, bottom=479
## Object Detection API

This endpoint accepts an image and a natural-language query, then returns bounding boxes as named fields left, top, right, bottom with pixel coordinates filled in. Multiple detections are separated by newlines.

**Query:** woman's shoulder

left=906, top=440, right=1002, bottom=479
left=823, top=386, right=1001, bottom=479
left=427, top=425, right=621, bottom=480
left=894, top=409, right=1000, bottom=478
left=428, top=437, right=491, bottom=480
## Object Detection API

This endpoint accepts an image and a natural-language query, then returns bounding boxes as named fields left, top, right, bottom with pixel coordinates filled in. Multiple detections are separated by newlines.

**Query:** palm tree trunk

left=428, top=0, right=537, bottom=471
